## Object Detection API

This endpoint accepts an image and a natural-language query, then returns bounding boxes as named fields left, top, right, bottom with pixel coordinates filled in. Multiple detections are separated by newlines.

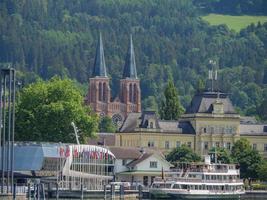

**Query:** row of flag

left=58, top=145, right=114, bottom=160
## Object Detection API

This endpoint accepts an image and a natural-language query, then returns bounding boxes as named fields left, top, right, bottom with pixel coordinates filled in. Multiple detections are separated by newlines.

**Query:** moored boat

left=149, top=156, right=245, bottom=199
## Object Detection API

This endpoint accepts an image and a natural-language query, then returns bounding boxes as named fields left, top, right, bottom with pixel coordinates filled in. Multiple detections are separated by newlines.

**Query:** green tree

left=257, top=98, right=267, bottom=121
left=99, top=116, right=116, bottom=133
left=160, top=80, right=184, bottom=120
left=15, top=77, right=98, bottom=143
left=166, top=145, right=201, bottom=164
left=257, top=161, right=267, bottom=181
left=231, top=138, right=263, bottom=179
left=209, top=147, right=233, bottom=164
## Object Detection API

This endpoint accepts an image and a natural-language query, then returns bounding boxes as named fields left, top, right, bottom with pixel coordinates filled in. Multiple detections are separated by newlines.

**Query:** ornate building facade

left=85, top=34, right=141, bottom=126
left=113, top=92, right=267, bottom=159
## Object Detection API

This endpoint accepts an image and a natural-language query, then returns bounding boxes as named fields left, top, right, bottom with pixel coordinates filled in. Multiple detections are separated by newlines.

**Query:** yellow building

left=115, top=92, right=267, bottom=158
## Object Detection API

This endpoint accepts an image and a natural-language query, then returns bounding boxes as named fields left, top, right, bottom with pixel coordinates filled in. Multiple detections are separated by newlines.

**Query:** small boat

left=149, top=156, right=245, bottom=199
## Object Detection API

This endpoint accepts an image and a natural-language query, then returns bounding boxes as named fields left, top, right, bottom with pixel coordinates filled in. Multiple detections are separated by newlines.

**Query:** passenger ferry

left=149, top=156, right=245, bottom=199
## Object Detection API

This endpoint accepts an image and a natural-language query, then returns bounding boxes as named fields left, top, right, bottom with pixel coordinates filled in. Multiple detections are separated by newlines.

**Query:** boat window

left=181, top=185, right=187, bottom=189
left=173, top=184, right=180, bottom=189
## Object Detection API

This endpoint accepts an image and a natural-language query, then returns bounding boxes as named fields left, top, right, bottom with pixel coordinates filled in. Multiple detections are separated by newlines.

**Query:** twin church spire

left=92, top=33, right=107, bottom=77
left=87, top=33, right=141, bottom=125
left=92, top=33, right=138, bottom=79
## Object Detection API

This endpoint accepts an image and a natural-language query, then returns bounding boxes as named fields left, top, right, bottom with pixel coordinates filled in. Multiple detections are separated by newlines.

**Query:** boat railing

left=155, top=177, right=243, bottom=184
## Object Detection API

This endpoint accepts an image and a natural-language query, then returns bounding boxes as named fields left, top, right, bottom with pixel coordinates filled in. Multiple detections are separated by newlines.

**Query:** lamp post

left=0, top=68, right=15, bottom=195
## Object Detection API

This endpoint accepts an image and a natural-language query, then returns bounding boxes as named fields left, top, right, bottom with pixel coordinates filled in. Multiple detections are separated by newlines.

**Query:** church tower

left=86, top=33, right=111, bottom=116
left=120, top=35, right=141, bottom=113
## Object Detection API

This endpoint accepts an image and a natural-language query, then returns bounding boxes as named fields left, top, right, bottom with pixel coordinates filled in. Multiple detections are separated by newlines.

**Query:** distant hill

left=0, top=0, right=267, bottom=118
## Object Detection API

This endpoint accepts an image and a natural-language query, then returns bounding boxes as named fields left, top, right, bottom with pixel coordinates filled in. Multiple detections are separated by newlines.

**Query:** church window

left=103, top=82, right=106, bottom=102
left=129, top=84, right=133, bottom=103
left=134, top=84, right=137, bottom=103
left=98, top=82, right=102, bottom=101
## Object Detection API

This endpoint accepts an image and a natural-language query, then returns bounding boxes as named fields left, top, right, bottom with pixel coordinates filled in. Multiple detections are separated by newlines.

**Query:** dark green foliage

left=0, top=0, right=266, bottom=117
left=160, top=80, right=184, bottom=120
left=231, top=138, right=263, bottom=179
left=166, top=145, right=201, bottom=163
left=209, top=147, right=233, bottom=164
left=257, top=161, right=267, bottom=181
left=195, top=0, right=267, bottom=15
left=257, top=98, right=267, bottom=120
left=99, top=116, right=116, bottom=133
left=15, top=77, right=99, bottom=143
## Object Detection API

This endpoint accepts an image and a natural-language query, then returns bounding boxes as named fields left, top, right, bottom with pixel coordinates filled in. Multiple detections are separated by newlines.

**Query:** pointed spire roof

left=92, top=32, right=107, bottom=77
left=123, top=35, right=138, bottom=79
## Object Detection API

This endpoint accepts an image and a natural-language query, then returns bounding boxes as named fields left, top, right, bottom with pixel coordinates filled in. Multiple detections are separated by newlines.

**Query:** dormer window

left=150, top=122, right=154, bottom=128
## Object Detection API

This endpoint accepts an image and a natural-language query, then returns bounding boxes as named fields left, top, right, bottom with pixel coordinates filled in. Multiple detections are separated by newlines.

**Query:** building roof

left=123, top=35, right=138, bottom=79
left=185, top=92, right=237, bottom=114
left=139, top=111, right=160, bottom=129
left=109, top=147, right=142, bottom=159
left=120, top=112, right=141, bottom=132
left=92, top=32, right=107, bottom=77
left=88, top=133, right=116, bottom=146
left=126, top=153, right=153, bottom=167
left=119, top=111, right=195, bottom=134
left=240, top=124, right=267, bottom=136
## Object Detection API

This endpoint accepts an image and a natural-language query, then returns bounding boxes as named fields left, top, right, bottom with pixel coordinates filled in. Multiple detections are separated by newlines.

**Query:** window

left=187, top=142, right=192, bottom=148
left=264, top=144, right=267, bottom=152
left=215, top=142, right=220, bottom=148
left=150, top=122, right=154, bottom=129
left=165, top=141, right=170, bottom=149
left=148, top=141, right=154, bottom=147
left=122, top=160, right=127, bottom=166
left=227, top=142, right=231, bottom=150
left=204, top=142, right=209, bottom=150
left=150, top=161, right=157, bottom=168
left=252, top=144, right=257, bottom=150
left=176, top=141, right=181, bottom=148
left=203, top=128, right=207, bottom=133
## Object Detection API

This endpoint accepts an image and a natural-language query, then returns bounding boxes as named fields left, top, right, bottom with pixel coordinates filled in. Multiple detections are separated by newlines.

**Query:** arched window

left=129, top=83, right=133, bottom=103
left=134, top=84, right=137, bottom=103
left=98, top=82, right=102, bottom=101
left=103, top=82, right=106, bottom=102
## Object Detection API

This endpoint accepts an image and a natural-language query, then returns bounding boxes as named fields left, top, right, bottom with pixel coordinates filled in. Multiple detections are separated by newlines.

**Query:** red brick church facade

left=85, top=34, right=141, bottom=126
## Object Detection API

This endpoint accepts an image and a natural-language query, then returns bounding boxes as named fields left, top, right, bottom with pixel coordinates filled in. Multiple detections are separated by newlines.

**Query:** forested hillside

left=0, top=0, right=267, bottom=118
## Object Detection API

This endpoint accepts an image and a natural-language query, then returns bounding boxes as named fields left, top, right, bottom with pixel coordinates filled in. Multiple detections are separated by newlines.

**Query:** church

left=85, top=33, right=141, bottom=127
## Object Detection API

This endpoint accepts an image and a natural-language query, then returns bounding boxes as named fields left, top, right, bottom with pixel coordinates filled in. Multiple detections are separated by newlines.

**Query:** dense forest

left=0, top=0, right=267, bottom=118
left=195, top=0, right=267, bottom=15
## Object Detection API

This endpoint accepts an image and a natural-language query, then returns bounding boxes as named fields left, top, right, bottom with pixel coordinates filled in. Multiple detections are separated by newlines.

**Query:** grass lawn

left=202, top=14, right=267, bottom=32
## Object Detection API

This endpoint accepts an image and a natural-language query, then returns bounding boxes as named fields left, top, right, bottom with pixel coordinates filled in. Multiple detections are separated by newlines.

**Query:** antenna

left=71, top=122, right=80, bottom=145
left=208, top=60, right=217, bottom=92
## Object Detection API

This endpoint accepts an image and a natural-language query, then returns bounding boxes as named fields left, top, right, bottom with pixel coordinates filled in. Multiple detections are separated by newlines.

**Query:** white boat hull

left=150, top=188, right=245, bottom=199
